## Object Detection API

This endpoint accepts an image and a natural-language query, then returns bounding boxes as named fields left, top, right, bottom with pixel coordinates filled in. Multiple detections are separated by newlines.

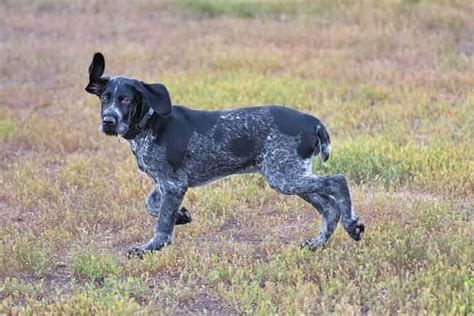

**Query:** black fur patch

left=175, top=207, right=192, bottom=225
left=152, top=106, right=219, bottom=171
left=177, top=106, right=220, bottom=134
left=229, top=137, right=255, bottom=157
left=213, top=126, right=224, bottom=142
left=269, top=106, right=321, bottom=136
left=153, top=112, right=190, bottom=171
left=270, top=106, right=321, bottom=159
left=297, top=131, right=318, bottom=159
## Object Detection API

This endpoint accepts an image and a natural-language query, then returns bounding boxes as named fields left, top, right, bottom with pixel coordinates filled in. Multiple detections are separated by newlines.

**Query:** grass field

left=1, top=0, right=473, bottom=314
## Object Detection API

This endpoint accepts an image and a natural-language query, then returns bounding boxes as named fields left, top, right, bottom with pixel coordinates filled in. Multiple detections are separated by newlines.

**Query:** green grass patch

left=165, top=72, right=313, bottom=110
left=0, top=110, right=18, bottom=139
left=1, top=277, right=145, bottom=315
left=73, top=252, right=121, bottom=282
left=207, top=202, right=472, bottom=314
left=178, top=0, right=310, bottom=18
left=322, top=136, right=473, bottom=195
left=0, top=231, right=51, bottom=277
left=0, top=118, right=16, bottom=138
left=163, top=71, right=472, bottom=142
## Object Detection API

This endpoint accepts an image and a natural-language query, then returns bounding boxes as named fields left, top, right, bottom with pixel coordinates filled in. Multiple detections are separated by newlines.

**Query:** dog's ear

left=85, top=52, right=108, bottom=95
left=133, top=81, right=172, bottom=116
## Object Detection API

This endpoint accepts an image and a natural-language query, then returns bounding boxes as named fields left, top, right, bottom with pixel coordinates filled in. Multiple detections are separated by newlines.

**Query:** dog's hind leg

left=299, top=192, right=340, bottom=249
left=332, top=176, right=365, bottom=242
left=266, top=172, right=364, bottom=242
left=261, top=149, right=364, bottom=247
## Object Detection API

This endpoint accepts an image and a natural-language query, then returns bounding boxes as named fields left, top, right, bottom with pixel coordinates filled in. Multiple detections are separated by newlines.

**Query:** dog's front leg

left=128, top=181, right=187, bottom=258
left=145, top=185, right=192, bottom=225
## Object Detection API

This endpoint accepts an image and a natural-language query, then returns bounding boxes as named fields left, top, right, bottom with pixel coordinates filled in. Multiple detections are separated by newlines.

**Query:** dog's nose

left=102, top=116, right=116, bottom=126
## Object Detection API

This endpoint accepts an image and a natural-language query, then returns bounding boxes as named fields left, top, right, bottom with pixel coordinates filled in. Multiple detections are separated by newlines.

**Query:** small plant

left=72, top=252, right=121, bottom=282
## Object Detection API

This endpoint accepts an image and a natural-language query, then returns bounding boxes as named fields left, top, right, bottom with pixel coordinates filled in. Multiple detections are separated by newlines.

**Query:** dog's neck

left=123, top=99, right=156, bottom=140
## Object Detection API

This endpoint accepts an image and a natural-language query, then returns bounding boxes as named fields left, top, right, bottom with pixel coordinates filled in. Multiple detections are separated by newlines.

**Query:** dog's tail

left=316, top=122, right=331, bottom=162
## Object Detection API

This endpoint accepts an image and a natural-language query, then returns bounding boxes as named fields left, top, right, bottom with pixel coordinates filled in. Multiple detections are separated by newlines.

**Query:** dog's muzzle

left=101, top=115, right=118, bottom=135
left=102, top=115, right=116, bottom=127
left=101, top=114, right=129, bottom=136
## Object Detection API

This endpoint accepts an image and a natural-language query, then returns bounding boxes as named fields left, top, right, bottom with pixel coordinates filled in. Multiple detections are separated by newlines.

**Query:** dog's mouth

left=103, top=128, right=118, bottom=136
left=100, top=123, right=129, bottom=136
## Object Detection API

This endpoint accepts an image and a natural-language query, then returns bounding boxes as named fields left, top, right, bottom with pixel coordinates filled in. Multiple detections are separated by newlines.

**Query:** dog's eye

left=100, top=94, right=109, bottom=103
left=122, top=97, right=131, bottom=105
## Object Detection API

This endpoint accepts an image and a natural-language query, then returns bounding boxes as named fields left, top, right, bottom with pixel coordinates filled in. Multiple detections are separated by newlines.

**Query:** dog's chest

left=129, top=134, right=165, bottom=177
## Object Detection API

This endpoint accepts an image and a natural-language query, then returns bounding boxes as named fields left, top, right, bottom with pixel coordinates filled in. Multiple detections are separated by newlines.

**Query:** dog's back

left=160, top=105, right=331, bottom=187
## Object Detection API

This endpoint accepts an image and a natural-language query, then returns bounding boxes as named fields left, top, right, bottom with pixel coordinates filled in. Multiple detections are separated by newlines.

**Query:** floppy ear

left=85, top=52, right=108, bottom=95
left=133, top=82, right=172, bottom=116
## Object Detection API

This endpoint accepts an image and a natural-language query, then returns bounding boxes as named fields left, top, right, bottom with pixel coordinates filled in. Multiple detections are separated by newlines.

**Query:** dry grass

left=0, top=0, right=473, bottom=314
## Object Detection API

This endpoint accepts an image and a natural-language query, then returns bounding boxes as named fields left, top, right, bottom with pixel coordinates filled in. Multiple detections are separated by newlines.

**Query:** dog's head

left=85, top=52, right=172, bottom=137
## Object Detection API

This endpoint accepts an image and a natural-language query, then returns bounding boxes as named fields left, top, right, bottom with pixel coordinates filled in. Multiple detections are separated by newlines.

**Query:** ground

left=0, top=0, right=473, bottom=314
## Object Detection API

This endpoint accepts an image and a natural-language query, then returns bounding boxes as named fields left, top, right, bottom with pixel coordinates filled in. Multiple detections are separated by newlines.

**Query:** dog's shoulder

left=151, top=106, right=221, bottom=171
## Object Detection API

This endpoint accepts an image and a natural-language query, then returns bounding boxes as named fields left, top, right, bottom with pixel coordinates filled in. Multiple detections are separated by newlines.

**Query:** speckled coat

left=84, top=52, right=364, bottom=258
left=127, top=104, right=364, bottom=256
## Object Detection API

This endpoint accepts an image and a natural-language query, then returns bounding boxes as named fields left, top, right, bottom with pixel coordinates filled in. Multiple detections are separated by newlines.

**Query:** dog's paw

left=300, top=238, right=325, bottom=251
left=347, top=221, right=365, bottom=241
left=127, top=246, right=146, bottom=259
left=175, top=207, right=192, bottom=225
left=127, top=238, right=170, bottom=259
left=127, top=245, right=154, bottom=259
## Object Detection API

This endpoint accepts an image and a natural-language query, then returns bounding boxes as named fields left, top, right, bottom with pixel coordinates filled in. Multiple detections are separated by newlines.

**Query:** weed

left=72, top=252, right=121, bottom=282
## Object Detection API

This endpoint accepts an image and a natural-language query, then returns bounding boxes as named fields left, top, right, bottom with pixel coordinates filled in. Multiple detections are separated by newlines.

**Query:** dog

left=85, top=52, right=365, bottom=257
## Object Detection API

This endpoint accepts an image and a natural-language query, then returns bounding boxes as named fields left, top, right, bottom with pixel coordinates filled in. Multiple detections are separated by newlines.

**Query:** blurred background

left=0, top=1, right=472, bottom=314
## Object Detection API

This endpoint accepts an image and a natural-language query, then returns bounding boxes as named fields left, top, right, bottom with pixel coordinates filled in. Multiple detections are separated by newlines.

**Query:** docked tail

left=316, top=123, right=331, bottom=162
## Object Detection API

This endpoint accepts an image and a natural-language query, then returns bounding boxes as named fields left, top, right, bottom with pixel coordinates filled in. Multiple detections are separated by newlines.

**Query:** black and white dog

left=85, top=53, right=364, bottom=257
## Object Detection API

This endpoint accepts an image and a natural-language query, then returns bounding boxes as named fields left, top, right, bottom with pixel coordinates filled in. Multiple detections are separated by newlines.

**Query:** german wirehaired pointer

left=85, top=53, right=364, bottom=257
